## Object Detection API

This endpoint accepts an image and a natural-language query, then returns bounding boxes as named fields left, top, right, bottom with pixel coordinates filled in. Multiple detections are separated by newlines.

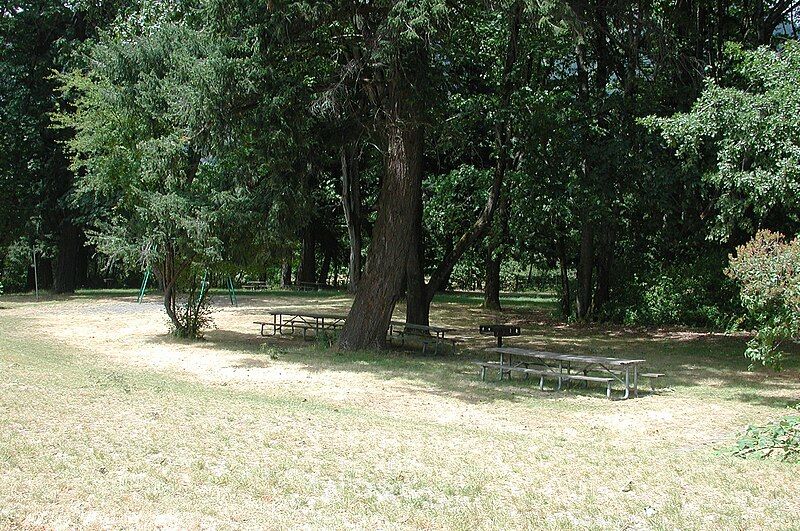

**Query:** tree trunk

left=575, top=220, right=594, bottom=319
left=318, top=250, right=332, bottom=286
left=483, top=244, right=502, bottom=311
left=593, top=224, right=613, bottom=311
left=403, top=2, right=523, bottom=324
left=53, top=218, right=82, bottom=294
left=280, top=258, right=292, bottom=287
left=38, top=257, right=53, bottom=290
left=297, top=227, right=316, bottom=283
left=405, top=178, right=433, bottom=327
left=557, top=235, right=571, bottom=318
left=338, top=89, right=424, bottom=350
left=341, top=143, right=362, bottom=293
left=573, top=32, right=594, bottom=320
left=155, top=243, right=181, bottom=332
left=484, top=191, right=509, bottom=310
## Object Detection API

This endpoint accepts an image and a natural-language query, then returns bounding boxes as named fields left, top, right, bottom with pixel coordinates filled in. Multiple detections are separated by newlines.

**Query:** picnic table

left=480, top=347, right=654, bottom=399
left=388, top=321, right=458, bottom=354
left=479, top=323, right=521, bottom=347
left=291, top=282, right=330, bottom=292
left=242, top=280, right=270, bottom=291
left=255, top=310, right=348, bottom=339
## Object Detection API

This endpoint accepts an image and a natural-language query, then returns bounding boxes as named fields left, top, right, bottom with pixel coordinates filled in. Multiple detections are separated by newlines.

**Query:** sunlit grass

left=1, top=292, right=799, bottom=529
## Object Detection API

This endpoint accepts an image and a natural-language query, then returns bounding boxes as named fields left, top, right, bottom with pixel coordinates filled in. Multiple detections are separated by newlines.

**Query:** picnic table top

left=268, top=310, right=349, bottom=320
left=390, top=321, right=457, bottom=333
left=487, top=347, right=646, bottom=366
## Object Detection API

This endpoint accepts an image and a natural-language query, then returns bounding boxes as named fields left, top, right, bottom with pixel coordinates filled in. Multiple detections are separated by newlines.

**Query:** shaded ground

left=1, top=290, right=798, bottom=529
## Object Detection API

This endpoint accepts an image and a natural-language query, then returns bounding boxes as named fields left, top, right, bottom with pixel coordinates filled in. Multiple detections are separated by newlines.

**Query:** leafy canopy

left=646, top=41, right=800, bottom=240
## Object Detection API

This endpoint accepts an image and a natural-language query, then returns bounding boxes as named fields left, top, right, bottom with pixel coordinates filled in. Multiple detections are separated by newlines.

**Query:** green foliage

left=1, top=240, right=33, bottom=293
left=171, top=277, right=215, bottom=339
left=646, top=41, right=800, bottom=239
left=55, top=8, right=308, bottom=336
left=604, top=255, right=740, bottom=329
left=726, top=230, right=800, bottom=370
left=733, top=407, right=800, bottom=462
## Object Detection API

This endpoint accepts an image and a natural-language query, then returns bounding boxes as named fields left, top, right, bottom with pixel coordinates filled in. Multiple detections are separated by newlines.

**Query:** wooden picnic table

left=255, top=310, right=349, bottom=338
left=485, top=347, right=647, bottom=399
left=479, top=323, right=521, bottom=347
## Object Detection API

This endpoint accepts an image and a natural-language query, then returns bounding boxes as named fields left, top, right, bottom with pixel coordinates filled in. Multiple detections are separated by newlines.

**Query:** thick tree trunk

left=53, top=218, right=82, bottom=294
left=557, top=235, right=571, bottom=318
left=575, top=220, right=594, bottom=319
left=297, top=227, right=316, bottom=283
left=338, top=92, right=424, bottom=350
left=341, top=143, right=362, bottom=293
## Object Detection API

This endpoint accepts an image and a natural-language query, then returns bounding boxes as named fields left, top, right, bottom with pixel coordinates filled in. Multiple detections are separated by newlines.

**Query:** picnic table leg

left=633, top=365, right=639, bottom=398
left=557, top=361, right=563, bottom=391
left=273, top=314, right=278, bottom=335
left=622, top=367, right=631, bottom=400
left=498, top=352, right=504, bottom=381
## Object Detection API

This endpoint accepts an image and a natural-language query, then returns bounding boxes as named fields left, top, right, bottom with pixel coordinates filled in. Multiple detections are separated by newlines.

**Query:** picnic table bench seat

left=473, top=361, right=616, bottom=396
left=604, top=369, right=666, bottom=390
left=254, top=320, right=321, bottom=339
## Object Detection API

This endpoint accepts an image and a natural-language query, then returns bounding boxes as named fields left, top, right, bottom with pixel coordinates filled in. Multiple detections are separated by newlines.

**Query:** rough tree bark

left=338, top=80, right=424, bottom=350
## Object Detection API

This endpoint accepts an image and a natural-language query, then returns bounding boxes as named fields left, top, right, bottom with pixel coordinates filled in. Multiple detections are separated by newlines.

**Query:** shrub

left=603, top=255, right=740, bottom=329
left=726, top=230, right=800, bottom=370
left=733, top=408, right=800, bottom=462
left=1, top=240, right=35, bottom=293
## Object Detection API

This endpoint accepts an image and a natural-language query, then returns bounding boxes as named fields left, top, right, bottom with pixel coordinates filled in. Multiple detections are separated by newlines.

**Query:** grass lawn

left=1, top=290, right=798, bottom=529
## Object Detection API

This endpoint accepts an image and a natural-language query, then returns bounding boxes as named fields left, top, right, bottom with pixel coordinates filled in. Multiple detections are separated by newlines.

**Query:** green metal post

left=137, top=268, right=151, bottom=303
left=198, top=270, right=209, bottom=303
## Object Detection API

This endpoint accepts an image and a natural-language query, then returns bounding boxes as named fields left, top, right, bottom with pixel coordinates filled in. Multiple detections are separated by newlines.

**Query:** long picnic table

left=484, top=347, right=647, bottom=399
left=255, top=310, right=348, bottom=338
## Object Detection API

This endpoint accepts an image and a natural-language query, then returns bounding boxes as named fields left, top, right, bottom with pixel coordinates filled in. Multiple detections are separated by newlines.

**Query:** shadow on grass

left=130, top=288, right=799, bottom=409
left=142, top=320, right=800, bottom=411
